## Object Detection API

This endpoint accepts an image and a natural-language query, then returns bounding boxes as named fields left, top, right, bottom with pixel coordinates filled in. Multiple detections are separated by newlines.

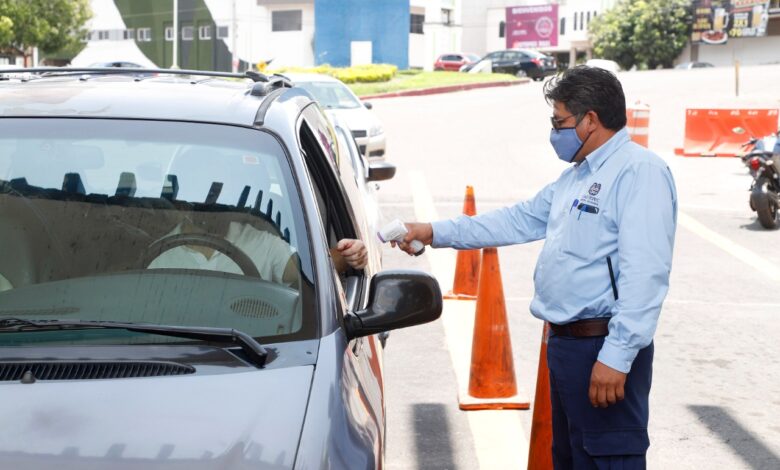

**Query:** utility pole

left=172, top=0, right=179, bottom=69
left=231, top=0, right=238, bottom=72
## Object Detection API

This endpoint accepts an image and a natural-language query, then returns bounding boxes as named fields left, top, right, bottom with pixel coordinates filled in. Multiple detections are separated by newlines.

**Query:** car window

left=298, top=108, right=365, bottom=306
left=0, top=118, right=316, bottom=346
left=504, top=51, right=521, bottom=60
left=486, top=52, right=504, bottom=60
left=523, top=50, right=547, bottom=59
left=296, top=81, right=362, bottom=110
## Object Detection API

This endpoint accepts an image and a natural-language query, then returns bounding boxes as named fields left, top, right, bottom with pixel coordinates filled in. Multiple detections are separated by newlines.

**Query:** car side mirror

left=344, top=270, right=442, bottom=339
left=367, top=161, right=396, bottom=182
left=363, top=101, right=373, bottom=110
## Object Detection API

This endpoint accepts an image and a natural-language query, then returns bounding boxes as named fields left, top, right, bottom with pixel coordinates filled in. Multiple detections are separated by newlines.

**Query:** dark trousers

left=547, top=334, right=653, bottom=470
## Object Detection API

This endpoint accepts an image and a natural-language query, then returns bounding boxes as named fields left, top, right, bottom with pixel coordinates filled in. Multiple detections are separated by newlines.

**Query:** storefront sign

left=692, top=0, right=770, bottom=44
left=505, top=4, right=558, bottom=48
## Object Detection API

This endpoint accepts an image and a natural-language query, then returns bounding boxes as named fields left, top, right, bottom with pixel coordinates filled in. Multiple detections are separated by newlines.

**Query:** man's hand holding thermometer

left=378, top=220, right=433, bottom=256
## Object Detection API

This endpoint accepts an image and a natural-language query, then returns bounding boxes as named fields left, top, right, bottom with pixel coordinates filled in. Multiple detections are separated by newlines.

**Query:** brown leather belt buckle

left=550, top=318, right=610, bottom=337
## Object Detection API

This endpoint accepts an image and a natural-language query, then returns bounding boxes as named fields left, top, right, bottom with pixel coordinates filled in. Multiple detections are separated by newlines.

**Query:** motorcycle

left=741, top=131, right=780, bottom=229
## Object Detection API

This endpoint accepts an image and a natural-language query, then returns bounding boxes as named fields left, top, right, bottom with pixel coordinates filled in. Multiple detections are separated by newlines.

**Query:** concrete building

left=462, top=0, right=616, bottom=68
left=75, top=0, right=462, bottom=71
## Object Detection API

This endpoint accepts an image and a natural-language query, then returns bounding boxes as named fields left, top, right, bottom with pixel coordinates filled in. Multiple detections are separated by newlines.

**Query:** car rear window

left=295, top=81, right=362, bottom=109
left=0, top=118, right=317, bottom=346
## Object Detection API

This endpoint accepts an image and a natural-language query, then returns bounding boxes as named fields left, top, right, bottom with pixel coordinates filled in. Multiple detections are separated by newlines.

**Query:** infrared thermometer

left=377, top=219, right=425, bottom=256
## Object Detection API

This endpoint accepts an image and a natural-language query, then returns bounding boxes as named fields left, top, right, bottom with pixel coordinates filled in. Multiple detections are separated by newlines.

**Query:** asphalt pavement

left=373, top=64, right=780, bottom=469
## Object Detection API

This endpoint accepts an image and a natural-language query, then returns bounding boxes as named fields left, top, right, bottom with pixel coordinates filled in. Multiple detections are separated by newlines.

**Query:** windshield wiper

left=0, top=318, right=268, bottom=368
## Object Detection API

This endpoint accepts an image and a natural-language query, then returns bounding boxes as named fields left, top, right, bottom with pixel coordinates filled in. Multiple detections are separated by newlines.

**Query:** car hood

left=0, top=365, right=314, bottom=470
left=327, top=107, right=379, bottom=133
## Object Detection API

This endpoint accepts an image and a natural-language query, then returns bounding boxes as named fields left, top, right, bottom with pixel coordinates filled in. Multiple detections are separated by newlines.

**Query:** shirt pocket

left=560, top=210, right=602, bottom=260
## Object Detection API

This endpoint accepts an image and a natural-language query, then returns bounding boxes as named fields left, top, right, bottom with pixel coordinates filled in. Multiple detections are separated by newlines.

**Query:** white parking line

left=409, top=170, right=529, bottom=470
left=678, top=211, right=780, bottom=281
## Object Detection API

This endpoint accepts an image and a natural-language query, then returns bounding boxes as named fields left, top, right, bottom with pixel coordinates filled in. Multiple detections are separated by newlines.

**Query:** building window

left=560, top=17, right=566, bottom=36
left=137, top=28, right=152, bottom=42
left=199, top=25, right=212, bottom=40
left=98, top=30, right=109, bottom=40
left=165, top=26, right=174, bottom=41
left=410, top=13, right=424, bottom=34
left=771, top=0, right=779, bottom=10
left=124, top=29, right=135, bottom=40
left=217, top=25, right=229, bottom=39
left=441, top=8, right=452, bottom=26
left=272, top=10, right=302, bottom=32
left=499, top=20, right=505, bottom=38
left=182, top=26, right=194, bottom=41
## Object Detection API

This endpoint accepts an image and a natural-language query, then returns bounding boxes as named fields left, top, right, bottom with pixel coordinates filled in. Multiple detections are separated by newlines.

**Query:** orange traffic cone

left=459, top=247, right=530, bottom=410
left=528, top=323, right=553, bottom=470
left=445, top=186, right=480, bottom=300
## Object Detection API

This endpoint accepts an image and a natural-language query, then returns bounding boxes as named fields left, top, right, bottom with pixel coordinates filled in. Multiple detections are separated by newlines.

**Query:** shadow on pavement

left=412, top=403, right=457, bottom=470
left=740, top=218, right=779, bottom=232
left=688, top=405, right=780, bottom=469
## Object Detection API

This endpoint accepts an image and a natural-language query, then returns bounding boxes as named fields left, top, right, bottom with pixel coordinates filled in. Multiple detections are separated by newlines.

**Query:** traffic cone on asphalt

left=444, top=186, right=480, bottom=300
left=528, top=323, right=553, bottom=470
left=459, top=247, right=530, bottom=410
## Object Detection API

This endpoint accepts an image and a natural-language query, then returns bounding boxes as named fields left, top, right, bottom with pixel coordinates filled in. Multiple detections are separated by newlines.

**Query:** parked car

left=675, top=61, right=715, bottom=70
left=461, top=49, right=557, bottom=80
left=434, top=53, right=481, bottom=72
left=585, top=59, right=621, bottom=75
left=0, top=66, right=442, bottom=469
left=285, top=73, right=387, bottom=160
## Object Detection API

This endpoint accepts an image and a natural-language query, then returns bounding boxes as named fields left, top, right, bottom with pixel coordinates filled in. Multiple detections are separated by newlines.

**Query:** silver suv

left=0, top=67, right=441, bottom=469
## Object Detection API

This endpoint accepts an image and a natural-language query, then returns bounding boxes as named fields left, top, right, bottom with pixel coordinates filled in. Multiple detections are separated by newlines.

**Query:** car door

left=297, top=105, right=386, bottom=462
left=504, top=50, right=524, bottom=76
left=485, top=51, right=506, bottom=73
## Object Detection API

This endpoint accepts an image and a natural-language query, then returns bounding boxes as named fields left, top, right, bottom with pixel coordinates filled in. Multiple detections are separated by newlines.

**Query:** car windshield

left=0, top=118, right=316, bottom=346
left=296, top=81, right=362, bottom=109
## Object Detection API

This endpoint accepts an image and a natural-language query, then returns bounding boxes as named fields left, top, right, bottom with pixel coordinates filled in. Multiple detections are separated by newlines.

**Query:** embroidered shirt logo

left=588, top=183, right=602, bottom=196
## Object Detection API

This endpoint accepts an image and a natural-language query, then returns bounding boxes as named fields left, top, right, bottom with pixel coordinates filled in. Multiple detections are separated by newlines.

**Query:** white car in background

left=285, top=73, right=387, bottom=160
left=585, top=59, right=621, bottom=75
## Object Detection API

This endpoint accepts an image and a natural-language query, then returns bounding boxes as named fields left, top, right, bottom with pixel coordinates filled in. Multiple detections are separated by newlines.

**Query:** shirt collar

left=578, top=127, right=630, bottom=175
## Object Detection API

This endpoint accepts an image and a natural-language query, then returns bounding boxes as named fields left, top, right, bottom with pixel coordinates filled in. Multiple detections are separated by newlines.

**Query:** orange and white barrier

left=675, top=109, right=779, bottom=157
left=626, top=101, right=650, bottom=148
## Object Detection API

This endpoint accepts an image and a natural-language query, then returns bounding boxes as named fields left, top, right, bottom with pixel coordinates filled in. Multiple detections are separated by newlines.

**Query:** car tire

left=515, top=69, right=527, bottom=78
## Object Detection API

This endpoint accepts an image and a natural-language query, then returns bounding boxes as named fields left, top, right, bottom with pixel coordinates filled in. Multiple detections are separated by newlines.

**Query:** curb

left=359, top=79, right=529, bottom=100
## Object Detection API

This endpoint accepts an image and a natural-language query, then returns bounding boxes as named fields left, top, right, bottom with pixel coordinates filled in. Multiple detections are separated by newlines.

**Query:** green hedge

left=272, top=64, right=397, bottom=84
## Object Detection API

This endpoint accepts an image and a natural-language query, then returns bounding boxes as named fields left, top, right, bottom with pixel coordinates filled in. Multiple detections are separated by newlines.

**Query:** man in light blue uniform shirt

left=396, top=66, right=677, bottom=469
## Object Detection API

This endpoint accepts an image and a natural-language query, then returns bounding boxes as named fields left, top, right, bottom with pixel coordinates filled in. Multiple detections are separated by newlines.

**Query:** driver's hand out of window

left=333, top=238, right=368, bottom=271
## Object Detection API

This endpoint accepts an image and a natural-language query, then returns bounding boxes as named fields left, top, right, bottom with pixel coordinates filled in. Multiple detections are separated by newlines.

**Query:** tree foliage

left=590, top=0, right=692, bottom=70
left=0, top=0, right=91, bottom=56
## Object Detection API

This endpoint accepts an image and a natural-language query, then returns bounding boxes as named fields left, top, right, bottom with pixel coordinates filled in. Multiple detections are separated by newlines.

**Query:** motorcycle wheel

left=753, top=183, right=779, bottom=229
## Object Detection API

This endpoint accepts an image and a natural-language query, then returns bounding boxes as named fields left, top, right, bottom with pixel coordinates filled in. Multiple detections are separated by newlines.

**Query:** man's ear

left=586, top=110, right=601, bottom=132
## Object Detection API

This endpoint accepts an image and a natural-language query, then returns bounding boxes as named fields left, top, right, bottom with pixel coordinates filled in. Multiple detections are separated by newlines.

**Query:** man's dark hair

left=543, top=66, right=627, bottom=131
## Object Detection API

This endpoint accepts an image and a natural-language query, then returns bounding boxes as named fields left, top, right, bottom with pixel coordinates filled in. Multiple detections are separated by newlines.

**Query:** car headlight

left=369, top=125, right=384, bottom=137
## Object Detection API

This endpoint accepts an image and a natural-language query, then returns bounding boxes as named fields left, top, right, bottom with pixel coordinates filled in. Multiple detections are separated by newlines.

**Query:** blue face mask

left=549, top=127, right=585, bottom=163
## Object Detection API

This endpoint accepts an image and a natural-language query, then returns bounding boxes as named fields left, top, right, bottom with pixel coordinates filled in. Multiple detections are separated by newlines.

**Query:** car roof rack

left=0, top=67, right=289, bottom=84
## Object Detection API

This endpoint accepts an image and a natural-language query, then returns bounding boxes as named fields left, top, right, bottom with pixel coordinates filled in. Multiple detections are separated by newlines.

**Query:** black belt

left=549, top=318, right=610, bottom=337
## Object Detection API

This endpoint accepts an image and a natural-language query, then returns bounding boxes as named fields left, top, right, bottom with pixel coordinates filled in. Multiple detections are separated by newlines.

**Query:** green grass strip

left=349, top=71, right=519, bottom=97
